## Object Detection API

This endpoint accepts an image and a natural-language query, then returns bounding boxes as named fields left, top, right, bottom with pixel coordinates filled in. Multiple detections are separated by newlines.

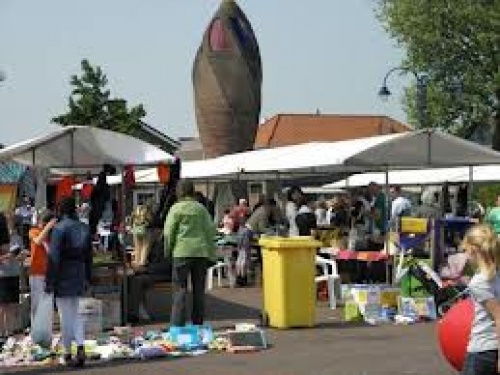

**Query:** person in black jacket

left=295, top=196, right=318, bottom=236
left=88, top=170, right=111, bottom=236
left=46, top=197, right=92, bottom=368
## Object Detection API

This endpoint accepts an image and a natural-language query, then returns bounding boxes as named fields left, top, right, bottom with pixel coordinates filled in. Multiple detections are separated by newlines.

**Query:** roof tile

left=254, top=114, right=411, bottom=148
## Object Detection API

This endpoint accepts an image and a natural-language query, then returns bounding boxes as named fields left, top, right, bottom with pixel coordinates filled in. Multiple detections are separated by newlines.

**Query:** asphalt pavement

left=3, top=286, right=456, bottom=375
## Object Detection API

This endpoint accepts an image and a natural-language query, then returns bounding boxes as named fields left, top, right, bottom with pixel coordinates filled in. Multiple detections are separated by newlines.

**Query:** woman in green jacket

left=164, top=180, right=217, bottom=327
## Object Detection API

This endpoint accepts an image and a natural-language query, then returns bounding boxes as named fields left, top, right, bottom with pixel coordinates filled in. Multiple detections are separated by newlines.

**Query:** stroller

left=394, top=244, right=468, bottom=316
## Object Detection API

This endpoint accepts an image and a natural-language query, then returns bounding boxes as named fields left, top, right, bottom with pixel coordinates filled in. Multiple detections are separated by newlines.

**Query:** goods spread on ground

left=0, top=324, right=268, bottom=368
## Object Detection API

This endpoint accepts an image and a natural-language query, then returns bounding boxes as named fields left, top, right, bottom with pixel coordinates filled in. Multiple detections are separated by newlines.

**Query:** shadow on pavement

left=147, top=290, right=262, bottom=324
left=3, top=355, right=188, bottom=375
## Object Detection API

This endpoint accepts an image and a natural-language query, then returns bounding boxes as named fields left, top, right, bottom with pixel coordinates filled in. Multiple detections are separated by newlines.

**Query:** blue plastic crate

left=168, top=325, right=214, bottom=350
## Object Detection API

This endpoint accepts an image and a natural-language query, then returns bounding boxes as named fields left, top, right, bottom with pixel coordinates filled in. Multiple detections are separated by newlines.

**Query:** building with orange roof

left=178, top=113, right=411, bottom=160
left=254, top=113, right=411, bottom=149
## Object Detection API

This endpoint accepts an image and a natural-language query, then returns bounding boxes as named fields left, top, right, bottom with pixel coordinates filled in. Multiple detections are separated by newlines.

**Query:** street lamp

left=378, top=67, right=429, bottom=128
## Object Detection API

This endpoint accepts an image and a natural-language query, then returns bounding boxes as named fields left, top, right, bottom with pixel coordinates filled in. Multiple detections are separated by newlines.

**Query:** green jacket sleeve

left=163, top=205, right=178, bottom=257
left=205, top=210, right=218, bottom=261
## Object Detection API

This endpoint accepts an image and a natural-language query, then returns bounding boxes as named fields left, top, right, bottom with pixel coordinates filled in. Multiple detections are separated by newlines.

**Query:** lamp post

left=378, top=67, right=429, bottom=128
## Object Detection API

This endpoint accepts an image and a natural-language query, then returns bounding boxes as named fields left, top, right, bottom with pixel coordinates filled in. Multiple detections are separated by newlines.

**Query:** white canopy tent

left=130, top=129, right=500, bottom=183
left=239, top=129, right=500, bottom=175
left=0, top=126, right=174, bottom=207
left=325, top=165, right=500, bottom=188
left=0, top=126, right=173, bottom=206
left=0, top=126, right=175, bottom=324
left=0, top=125, right=174, bottom=173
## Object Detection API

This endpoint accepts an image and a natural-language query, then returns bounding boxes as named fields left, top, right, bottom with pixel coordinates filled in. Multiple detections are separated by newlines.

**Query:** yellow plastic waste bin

left=259, top=236, right=322, bottom=329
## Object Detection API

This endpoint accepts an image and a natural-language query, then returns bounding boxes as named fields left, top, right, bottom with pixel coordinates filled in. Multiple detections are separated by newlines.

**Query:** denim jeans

left=462, top=350, right=498, bottom=375
left=170, top=258, right=208, bottom=327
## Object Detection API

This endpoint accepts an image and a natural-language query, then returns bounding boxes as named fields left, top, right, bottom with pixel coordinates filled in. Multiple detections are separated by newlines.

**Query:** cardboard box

left=348, top=284, right=400, bottom=307
left=379, top=288, right=400, bottom=308
left=398, top=296, right=437, bottom=320
left=344, top=284, right=401, bottom=323
left=344, top=300, right=363, bottom=322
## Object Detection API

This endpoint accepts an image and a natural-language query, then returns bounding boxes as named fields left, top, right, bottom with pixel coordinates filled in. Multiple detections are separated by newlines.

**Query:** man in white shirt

left=285, top=186, right=303, bottom=236
left=390, top=186, right=412, bottom=222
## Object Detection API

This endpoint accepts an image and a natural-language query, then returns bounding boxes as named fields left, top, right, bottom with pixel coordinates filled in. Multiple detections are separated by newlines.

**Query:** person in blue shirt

left=46, top=197, right=92, bottom=368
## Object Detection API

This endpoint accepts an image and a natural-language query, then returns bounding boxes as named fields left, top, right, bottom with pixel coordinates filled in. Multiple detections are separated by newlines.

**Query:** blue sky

left=0, top=0, right=407, bottom=145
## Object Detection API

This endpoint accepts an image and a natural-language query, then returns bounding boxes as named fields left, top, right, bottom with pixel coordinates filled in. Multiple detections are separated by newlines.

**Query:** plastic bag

left=31, top=292, right=54, bottom=347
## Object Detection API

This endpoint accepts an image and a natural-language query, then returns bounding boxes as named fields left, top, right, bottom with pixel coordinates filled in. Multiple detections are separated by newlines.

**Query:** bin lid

left=258, top=236, right=322, bottom=249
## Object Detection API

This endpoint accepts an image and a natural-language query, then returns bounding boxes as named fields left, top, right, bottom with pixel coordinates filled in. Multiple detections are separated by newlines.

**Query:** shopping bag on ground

left=31, top=292, right=54, bottom=347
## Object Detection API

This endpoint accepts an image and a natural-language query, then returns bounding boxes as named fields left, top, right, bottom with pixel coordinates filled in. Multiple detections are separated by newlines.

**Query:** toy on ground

left=436, top=298, right=473, bottom=372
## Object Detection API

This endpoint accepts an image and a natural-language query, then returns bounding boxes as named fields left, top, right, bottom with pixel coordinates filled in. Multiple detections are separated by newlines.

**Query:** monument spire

left=192, top=0, right=262, bottom=158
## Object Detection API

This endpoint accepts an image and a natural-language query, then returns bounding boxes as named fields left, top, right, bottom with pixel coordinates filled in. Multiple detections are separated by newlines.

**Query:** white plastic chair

left=315, top=255, right=340, bottom=309
left=206, top=261, right=228, bottom=290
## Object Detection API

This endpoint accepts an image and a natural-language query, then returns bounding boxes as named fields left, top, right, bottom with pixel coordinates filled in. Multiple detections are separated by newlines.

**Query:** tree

left=377, top=0, right=500, bottom=148
left=52, top=59, right=146, bottom=134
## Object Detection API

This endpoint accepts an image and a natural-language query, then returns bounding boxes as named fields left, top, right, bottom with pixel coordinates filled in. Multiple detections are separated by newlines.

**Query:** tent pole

left=468, top=166, right=474, bottom=216
left=120, top=167, right=129, bottom=325
left=70, top=130, right=75, bottom=167
left=384, top=166, right=391, bottom=284
left=427, top=130, right=432, bottom=166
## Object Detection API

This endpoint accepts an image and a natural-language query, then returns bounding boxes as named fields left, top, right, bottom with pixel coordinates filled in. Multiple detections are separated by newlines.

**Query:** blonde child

left=461, top=224, right=500, bottom=375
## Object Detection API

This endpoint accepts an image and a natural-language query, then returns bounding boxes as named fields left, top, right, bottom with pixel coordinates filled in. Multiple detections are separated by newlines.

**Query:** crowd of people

left=4, top=175, right=500, bottom=372
left=0, top=176, right=218, bottom=368
left=0, top=196, right=92, bottom=367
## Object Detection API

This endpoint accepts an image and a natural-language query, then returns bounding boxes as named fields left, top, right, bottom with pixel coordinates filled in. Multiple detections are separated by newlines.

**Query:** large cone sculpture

left=193, top=0, right=262, bottom=158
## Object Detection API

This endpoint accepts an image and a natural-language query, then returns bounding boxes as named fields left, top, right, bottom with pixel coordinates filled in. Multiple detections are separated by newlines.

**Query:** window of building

left=249, top=183, right=263, bottom=195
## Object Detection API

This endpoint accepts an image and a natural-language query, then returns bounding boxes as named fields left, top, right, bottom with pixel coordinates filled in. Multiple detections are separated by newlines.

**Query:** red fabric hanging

left=157, top=163, right=170, bottom=184
left=81, top=181, right=94, bottom=201
left=124, top=165, right=136, bottom=189
left=56, top=176, right=75, bottom=205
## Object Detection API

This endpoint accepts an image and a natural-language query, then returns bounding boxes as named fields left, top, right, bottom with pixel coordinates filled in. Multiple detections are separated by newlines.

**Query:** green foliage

left=52, top=59, right=146, bottom=134
left=377, top=0, right=500, bottom=147
left=474, top=184, right=500, bottom=208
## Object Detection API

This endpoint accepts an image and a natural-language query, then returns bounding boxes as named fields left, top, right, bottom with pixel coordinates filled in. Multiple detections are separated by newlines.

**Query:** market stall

left=118, top=129, right=500, bottom=183
left=161, top=129, right=500, bottom=289
left=0, top=125, right=175, bottom=327
left=325, top=165, right=500, bottom=188
left=172, top=129, right=500, bottom=261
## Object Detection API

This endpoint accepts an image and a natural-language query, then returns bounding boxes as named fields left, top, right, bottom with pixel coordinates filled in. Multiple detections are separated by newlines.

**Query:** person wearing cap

left=46, top=197, right=92, bottom=368
left=28, top=209, right=57, bottom=327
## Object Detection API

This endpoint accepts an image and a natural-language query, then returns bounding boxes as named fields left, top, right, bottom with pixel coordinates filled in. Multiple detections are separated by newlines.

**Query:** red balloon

left=437, top=298, right=474, bottom=372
